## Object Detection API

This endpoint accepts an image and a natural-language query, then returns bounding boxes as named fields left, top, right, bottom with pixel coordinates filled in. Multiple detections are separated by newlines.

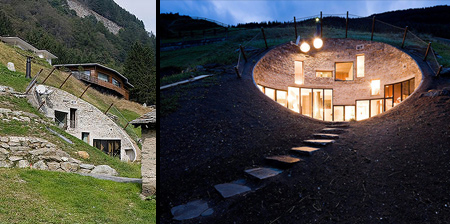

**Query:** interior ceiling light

left=313, top=38, right=323, bottom=49
left=300, top=42, right=310, bottom=53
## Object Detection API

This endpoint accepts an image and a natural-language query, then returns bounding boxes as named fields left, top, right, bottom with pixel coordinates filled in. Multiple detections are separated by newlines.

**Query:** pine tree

left=0, top=10, right=12, bottom=36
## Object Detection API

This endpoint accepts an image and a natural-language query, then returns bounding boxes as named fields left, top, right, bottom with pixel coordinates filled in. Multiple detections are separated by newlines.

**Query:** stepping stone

left=304, top=139, right=335, bottom=146
left=214, top=183, right=251, bottom=198
left=313, top=133, right=340, bottom=139
left=265, top=155, right=302, bottom=168
left=321, top=128, right=347, bottom=134
left=245, top=167, right=283, bottom=180
left=326, top=124, right=350, bottom=128
left=291, top=146, right=321, bottom=156
left=171, top=200, right=210, bottom=220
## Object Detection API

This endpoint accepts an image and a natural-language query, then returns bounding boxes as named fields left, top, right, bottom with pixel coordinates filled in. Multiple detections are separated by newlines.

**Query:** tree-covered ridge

left=0, top=0, right=156, bottom=104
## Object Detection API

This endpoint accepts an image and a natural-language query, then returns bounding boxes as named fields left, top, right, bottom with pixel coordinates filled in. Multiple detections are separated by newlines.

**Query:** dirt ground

left=160, top=47, right=450, bottom=223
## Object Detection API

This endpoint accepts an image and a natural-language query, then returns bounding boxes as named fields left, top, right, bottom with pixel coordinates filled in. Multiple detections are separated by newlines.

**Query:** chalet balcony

left=72, top=72, right=129, bottom=98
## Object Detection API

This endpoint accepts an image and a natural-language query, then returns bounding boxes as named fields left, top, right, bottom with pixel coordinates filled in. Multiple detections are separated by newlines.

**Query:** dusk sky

left=114, top=0, right=156, bottom=34
left=160, top=0, right=448, bottom=25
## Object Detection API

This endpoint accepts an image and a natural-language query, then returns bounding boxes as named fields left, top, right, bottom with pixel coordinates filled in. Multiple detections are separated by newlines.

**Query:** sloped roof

left=130, top=111, right=156, bottom=127
left=0, top=36, right=58, bottom=59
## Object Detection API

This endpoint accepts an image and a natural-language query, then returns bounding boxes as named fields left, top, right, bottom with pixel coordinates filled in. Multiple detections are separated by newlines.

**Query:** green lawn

left=0, top=169, right=156, bottom=224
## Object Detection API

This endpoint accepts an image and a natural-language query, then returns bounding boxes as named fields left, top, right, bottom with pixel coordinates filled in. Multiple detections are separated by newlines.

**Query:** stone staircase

left=171, top=122, right=350, bottom=220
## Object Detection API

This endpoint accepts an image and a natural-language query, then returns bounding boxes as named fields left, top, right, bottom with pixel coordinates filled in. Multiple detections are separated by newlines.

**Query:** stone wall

left=141, top=128, right=156, bottom=196
left=28, top=85, right=139, bottom=162
left=253, top=39, right=423, bottom=105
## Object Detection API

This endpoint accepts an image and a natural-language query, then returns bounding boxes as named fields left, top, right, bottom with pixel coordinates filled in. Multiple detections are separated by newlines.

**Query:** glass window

left=112, top=78, right=121, bottom=87
left=370, top=99, right=383, bottom=117
left=98, top=72, right=109, bottom=82
left=409, top=78, right=415, bottom=94
left=257, top=85, right=264, bottom=93
left=402, top=80, right=410, bottom=100
left=345, top=106, right=355, bottom=121
left=385, top=85, right=393, bottom=98
left=335, top=62, right=354, bottom=81
left=393, top=83, right=402, bottom=106
left=295, top=61, right=304, bottom=84
left=316, top=71, right=333, bottom=78
left=313, top=89, right=324, bottom=120
left=333, top=106, right=344, bottom=121
left=356, top=100, right=370, bottom=121
left=324, top=89, right=333, bottom=121
left=276, top=90, right=287, bottom=107
left=288, top=87, right=300, bottom=113
left=83, top=70, right=91, bottom=76
left=301, top=88, right=312, bottom=117
left=385, top=99, right=393, bottom=111
left=356, top=55, right=364, bottom=77
left=371, top=80, right=380, bottom=95
left=265, top=88, right=275, bottom=100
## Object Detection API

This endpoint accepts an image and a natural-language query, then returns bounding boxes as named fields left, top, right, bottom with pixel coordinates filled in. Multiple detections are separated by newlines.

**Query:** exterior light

left=300, top=42, right=310, bottom=53
left=315, top=17, right=320, bottom=22
left=313, top=38, right=323, bottom=49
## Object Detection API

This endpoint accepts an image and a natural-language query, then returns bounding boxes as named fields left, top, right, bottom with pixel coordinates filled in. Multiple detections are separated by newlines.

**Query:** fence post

left=423, top=42, right=431, bottom=61
left=79, top=84, right=91, bottom=98
left=371, top=16, right=375, bottom=41
left=37, top=100, right=46, bottom=111
left=234, top=66, right=241, bottom=78
left=345, top=11, right=349, bottom=38
left=401, top=26, right=408, bottom=48
left=42, top=67, right=56, bottom=84
left=240, top=45, right=247, bottom=62
left=436, top=65, right=443, bottom=77
left=294, top=16, right=298, bottom=40
left=320, top=11, right=323, bottom=38
left=59, top=73, right=72, bottom=89
left=104, top=103, right=114, bottom=114
left=261, top=27, right=268, bottom=49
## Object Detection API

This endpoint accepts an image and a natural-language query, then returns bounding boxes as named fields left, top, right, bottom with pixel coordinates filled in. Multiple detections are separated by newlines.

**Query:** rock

left=201, top=208, right=214, bottom=217
left=69, top=158, right=82, bottom=164
left=21, top=112, right=38, bottom=119
left=214, top=183, right=251, bottom=198
left=77, top=151, right=90, bottom=159
left=61, top=157, right=69, bottom=162
left=0, top=143, right=9, bottom=149
left=0, top=147, right=8, bottom=155
left=60, top=162, right=79, bottom=172
left=245, top=167, right=283, bottom=180
left=171, top=200, right=209, bottom=221
left=0, top=109, right=12, bottom=114
left=7, top=62, right=15, bottom=71
left=32, top=160, right=48, bottom=170
left=0, top=160, right=13, bottom=168
left=9, top=156, right=23, bottom=162
left=29, top=148, right=52, bottom=156
left=78, top=169, right=91, bottom=174
left=47, top=162, right=60, bottom=171
left=10, top=146, right=29, bottom=152
left=80, top=164, right=95, bottom=170
left=19, top=116, right=31, bottom=122
left=91, top=165, right=118, bottom=176
left=18, top=160, right=30, bottom=168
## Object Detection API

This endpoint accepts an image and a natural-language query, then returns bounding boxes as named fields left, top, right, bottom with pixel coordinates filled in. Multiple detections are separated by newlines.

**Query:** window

left=324, top=90, right=333, bottom=121
left=316, top=71, right=333, bottom=78
left=371, top=80, right=380, bottom=95
left=370, top=99, right=383, bottom=117
left=55, top=110, right=68, bottom=130
left=257, top=85, right=265, bottom=93
left=334, top=105, right=355, bottom=121
left=313, top=89, right=324, bottom=120
left=265, top=88, right=275, bottom=100
left=356, top=100, right=370, bottom=121
left=83, top=70, right=91, bottom=76
left=335, top=62, right=354, bottom=81
left=112, top=78, right=121, bottom=88
left=301, top=88, right=312, bottom=117
left=288, top=87, right=300, bottom=113
left=393, top=83, right=402, bottom=106
left=98, top=72, right=109, bottom=82
left=345, top=106, right=356, bottom=121
left=82, top=132, right=90, bottom=143
left=294, top=61, right=304, bottom=84
left=333, top=106, right=344, bottom=121
left=356, top=55, right=365, bottom=77
left=276, top=90, right=287, bottom=107
left=93, top=139, right=121, bottom=157
left=69, top=108, right=76, bottom=129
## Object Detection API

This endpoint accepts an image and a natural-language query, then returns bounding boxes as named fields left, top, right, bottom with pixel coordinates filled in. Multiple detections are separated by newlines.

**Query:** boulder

left=69, top=158, right=82, bottom=164
left=32, top=160, right=48, bottom=170
left=18, top=160, right=30, bottom=168
left=47, top=162, right=60, bottom=171
left=61, top=162, right=79, bottom=172
left=9, top=156, right=23, bottom=162
left=0, top=147, right=8, bottom=155
left=78, top=169, right=91, bottom=174
left=7, top=62, right=15, bottom=72
left=0, top=143, right=9, bottom=149
left=0, top=136, right=9, bottom=142
left=80, top=164, right=95, bottom=170
left=0, top=160, right=12, bottom=168
left=91, top=165, right=118, bottom=176
left=77, top=151, right=90, bottom=159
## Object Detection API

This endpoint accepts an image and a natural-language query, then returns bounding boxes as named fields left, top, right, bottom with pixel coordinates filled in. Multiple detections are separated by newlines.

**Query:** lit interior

left=288, top=87, right=300, bottom=113
left=316, top=71, right=332, bottom=78
left=356, top=55, right=365, bottom=77
left=371, top=79, right=380, bottom=95
left=276, top=90, right=287, bottom=107
left=335, top=62, right=354, bottom=81
left=294, top=61, right=304, bottom=84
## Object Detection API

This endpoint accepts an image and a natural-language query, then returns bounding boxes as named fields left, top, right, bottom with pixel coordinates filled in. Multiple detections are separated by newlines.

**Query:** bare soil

left=160, top=47, right=450, bottom=223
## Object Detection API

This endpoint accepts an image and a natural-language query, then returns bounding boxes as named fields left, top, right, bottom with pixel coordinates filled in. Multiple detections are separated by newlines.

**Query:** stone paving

left=171, top=122, right=351, bottom=220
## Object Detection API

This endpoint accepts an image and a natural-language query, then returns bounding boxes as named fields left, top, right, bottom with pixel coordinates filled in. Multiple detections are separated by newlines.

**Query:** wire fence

left=233, top=12, right=444, bottom=76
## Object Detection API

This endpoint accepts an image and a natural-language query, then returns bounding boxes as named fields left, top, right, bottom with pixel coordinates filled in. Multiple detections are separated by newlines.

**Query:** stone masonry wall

left=141, top=128, right=156, bottom=196
left=254, top=39, right=423, bottom=105
left=28, top=85, right=138, bottom=161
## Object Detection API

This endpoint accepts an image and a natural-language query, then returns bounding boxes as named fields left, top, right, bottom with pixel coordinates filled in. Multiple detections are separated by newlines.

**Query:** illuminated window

left=295, top=61, right=304, bottom=84
left=371, top=79, right=380, bottom=95
left=356, top=100, right=370, bottom=121
left=257, top=85, right=265, bottom=93
left=370, top=99, right=383, bottom=117
left=288, top=87, right=300, bottom=113
left=301, top=88, right=312, bottom=117
left=344, top=106, right=355, bottom=121
left=313, top=89, right=324, bottom=120
left=316, top=71, right=333, bottom=78
left=333, top=106, right=344, bottom=121
left=265, top=88, right=275, bottom=100
left=276, top=90, right=287, bottom=107
left=356, top=55, right=364, bottom=77
left=335, top=62, right=354, bottom=81
left=324, top=90, right=333, bottom=121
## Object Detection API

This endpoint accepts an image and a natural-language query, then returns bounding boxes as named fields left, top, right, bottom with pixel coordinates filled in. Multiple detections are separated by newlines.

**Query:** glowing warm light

left=300, top=42, right=310, bottom=53
left=315, top=17, right=320, bottom=22
left=294, top=61, right=304, bottom=84
left=313, top=38, right=323, bottom=49
left=371, top=79, right=380, bottom=95
left=288, top=87, right=300, bottom=113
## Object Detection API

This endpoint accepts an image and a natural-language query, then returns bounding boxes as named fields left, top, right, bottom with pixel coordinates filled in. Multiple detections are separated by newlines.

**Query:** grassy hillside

left=0, top=169, right=156, bottom=223
left=0, top=41, right=149, bottom=143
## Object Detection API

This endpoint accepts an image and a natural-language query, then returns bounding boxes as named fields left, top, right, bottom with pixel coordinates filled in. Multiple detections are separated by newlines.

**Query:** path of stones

left=171, top=122, right=350, bottom=221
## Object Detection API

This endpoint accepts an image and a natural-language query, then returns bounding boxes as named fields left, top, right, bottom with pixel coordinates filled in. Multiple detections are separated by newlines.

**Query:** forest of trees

left=0, top=0, right=155, bottom=104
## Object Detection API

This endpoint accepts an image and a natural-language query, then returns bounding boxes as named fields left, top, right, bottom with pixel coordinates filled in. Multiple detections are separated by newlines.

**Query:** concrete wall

left=253, top=39, right=422, bottom=105
left=141, top=128, right=156, bottom=196
left=28, top=85, right=139, bottom=161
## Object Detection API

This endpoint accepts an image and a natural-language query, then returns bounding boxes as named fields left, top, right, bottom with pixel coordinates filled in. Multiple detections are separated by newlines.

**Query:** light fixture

left=315, top=17, right=320, bottom=23
left=300, top=42, right=310, bottom=53
left=313, top=38, right=323, bottom=49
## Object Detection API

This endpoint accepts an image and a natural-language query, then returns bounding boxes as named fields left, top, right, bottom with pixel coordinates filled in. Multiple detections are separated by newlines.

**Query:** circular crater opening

left=253, top=38, right=423, bottom=121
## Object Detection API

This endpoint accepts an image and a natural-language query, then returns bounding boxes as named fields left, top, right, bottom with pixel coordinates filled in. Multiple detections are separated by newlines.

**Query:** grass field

left=0, top=169, right=155, bottom=224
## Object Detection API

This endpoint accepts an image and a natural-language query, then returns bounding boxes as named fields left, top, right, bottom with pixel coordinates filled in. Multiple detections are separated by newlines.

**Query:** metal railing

left=71, top=72, right=129, bottom=97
